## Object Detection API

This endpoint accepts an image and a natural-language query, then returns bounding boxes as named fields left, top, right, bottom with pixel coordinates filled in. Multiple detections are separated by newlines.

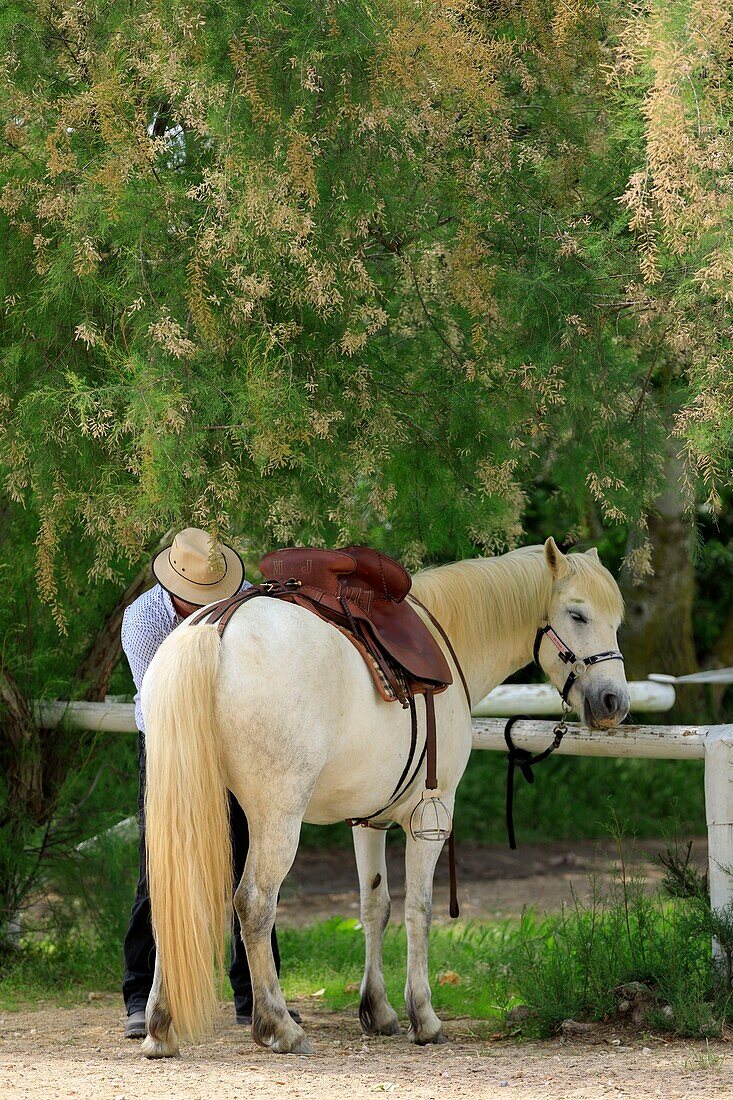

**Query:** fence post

left=704, top=725, right=733, bottom=959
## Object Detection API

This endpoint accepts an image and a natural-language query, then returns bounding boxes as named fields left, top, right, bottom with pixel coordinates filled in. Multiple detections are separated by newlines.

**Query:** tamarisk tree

left=0, top=0, right=731, bottom=923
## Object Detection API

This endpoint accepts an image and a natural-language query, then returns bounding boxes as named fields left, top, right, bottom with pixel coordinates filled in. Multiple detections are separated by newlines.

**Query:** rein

left=504, top=621, right=624, bottom=849
left=503, top=711, right=568, bottom=851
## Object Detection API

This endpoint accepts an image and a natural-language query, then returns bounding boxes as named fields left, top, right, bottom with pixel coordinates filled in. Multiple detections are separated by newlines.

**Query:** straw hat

left=152, top=528, right=245, bottom=605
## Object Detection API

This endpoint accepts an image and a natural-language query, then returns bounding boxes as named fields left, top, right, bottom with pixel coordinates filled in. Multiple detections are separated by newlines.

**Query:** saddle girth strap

left=424, top=689, right=459, bottom=918
left=424, top=690, right=438, bottom=791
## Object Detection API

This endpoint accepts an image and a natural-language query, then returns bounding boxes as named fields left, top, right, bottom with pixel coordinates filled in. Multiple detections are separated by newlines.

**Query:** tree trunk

left=0, top=661, right=44, bottom=822
left=74, top=562, right=152, bottom=701
left=619, top=450, right=706, bottom=721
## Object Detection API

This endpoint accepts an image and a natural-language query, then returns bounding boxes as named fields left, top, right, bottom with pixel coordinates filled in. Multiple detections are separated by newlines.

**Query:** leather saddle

left=258, top=545, right=453, bottom=693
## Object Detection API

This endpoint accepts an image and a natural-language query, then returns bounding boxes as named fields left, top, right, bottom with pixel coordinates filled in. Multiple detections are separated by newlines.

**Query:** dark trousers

left=122, top=732, right=280, bottom=1016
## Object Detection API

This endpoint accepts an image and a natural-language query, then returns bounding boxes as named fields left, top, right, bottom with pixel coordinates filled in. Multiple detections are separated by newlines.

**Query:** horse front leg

left=235, top=810, right=312, bottom=1055
left=352, top=826, right=401, bottom=1036
left=403, top=830, right=448, bottom=1045
left=141, top=953, right=179, bottom=1058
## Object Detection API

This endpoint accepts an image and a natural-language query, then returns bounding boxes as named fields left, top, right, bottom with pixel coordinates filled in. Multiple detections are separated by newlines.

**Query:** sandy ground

left=1, top=838, right=722, bottom=1100
left=2, top=998, right=733, bottom=1100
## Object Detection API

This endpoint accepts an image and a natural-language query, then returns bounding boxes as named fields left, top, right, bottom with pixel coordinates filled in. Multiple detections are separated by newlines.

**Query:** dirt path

left=277, top=836, right=707, bottom=925
left=2, top=998, right=732, bottom=1100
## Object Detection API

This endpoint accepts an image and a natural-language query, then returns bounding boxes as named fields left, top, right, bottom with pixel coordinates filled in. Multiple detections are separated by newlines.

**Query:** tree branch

left=73, top=561, right=153, bottom=701
left=0, top=660, right=35, bottom=753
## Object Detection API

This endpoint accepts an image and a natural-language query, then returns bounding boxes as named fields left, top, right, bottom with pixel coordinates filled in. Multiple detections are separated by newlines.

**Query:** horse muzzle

left=582, top=682, right=630, bottom=730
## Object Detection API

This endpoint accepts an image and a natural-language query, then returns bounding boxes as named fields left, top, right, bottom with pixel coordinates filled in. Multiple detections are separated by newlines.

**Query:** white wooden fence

left=472, top=716, right=733, bottom=959
left=39, top=681, right=733, bottom=953
left=36, top=679, right=676, bottom=732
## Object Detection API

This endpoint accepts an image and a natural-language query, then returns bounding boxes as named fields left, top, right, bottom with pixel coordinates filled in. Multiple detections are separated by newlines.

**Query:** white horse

left=140, top=537, right=629, bottom=1058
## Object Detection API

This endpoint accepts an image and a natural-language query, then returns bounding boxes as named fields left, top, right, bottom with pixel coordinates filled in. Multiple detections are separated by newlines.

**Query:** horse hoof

left=141, top=1034, right=180, bottom=1059
left=271, top=1033, right=314, bottom=1055
left=360, top=1011, right=402, bottom=1037
left=409, top=1027, right=447, bottom=1046
left=376, top=1018, right=402, bottom=1037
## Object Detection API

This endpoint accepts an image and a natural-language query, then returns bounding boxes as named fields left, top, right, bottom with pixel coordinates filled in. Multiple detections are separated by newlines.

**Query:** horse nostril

left=603, top=692, right=618, bottom=715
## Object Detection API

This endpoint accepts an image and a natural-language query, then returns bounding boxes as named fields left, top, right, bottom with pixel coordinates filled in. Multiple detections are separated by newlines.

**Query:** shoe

left=124, top=1009, right=147, bottom=1039
left=236, top=1008, right=302, bottom=1026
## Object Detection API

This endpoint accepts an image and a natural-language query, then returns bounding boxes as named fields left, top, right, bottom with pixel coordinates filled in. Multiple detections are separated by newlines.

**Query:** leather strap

left=424, top=691, right=438, bottom=791
left=534, top=623, right=624, bottom=705
left=189, top=588, right=263, bottom=633
left=408, top=595, right=471, bottom=710
left=448, top=828, right=459, bottom=918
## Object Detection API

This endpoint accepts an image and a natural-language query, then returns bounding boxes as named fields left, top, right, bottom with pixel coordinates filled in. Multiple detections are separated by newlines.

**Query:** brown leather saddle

left=259, top=545, right=454, bottom=698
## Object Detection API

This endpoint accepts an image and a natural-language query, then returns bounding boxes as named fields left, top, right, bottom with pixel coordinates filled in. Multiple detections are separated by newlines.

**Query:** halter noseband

left=533, top=623, right=624, bottom=705
left=503, top=620, right=625, bottom=850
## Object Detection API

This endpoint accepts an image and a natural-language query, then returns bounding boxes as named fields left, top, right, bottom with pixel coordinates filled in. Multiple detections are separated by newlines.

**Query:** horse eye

left=568, top=610, right=587, bottom=624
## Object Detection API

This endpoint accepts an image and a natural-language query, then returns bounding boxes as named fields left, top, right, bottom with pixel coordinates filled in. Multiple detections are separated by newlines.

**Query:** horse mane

left=411, top=545, right=623, bottom=658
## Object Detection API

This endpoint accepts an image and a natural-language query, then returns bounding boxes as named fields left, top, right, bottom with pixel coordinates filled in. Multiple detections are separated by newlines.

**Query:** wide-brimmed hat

left=152, top=528, right=244, bottom=605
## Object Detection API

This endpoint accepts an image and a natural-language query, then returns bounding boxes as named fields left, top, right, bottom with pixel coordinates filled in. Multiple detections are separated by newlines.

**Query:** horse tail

left=144, top=622, right=231, bottom=1040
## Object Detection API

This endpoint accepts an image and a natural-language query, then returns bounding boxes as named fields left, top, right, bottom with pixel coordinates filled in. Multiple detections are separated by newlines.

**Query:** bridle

left=504, top=618, right=625, bottom=850
left=533, top=622, right=624, bottom=706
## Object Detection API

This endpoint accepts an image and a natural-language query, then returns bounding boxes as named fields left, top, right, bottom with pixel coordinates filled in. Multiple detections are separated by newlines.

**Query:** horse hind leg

left=235, top=809, right=313, bottom=1055
left=353, top=826, right=401, bottom=1036
left=403, top=830, right=448, bottom=1046
left=141, top=953, right=179, bottom=1058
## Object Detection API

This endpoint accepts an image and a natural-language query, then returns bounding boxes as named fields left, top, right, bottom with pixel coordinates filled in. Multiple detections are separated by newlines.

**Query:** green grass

left=2, top=897, right=729, bottom=1039
left=0, top=936, right=118, bottom=1010
left=276, top=918, right=514, bottom=1022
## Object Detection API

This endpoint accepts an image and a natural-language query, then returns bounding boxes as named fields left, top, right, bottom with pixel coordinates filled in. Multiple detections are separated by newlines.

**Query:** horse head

left=538, top=537, right=630, bottom=730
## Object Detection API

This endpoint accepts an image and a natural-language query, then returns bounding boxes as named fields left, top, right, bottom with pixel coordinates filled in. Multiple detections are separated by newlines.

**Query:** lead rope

left=504, top=707, right=569, bottom=850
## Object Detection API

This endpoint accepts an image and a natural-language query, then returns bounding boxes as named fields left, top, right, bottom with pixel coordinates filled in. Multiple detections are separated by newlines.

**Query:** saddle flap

left=365, top=598, right=453, bottom=687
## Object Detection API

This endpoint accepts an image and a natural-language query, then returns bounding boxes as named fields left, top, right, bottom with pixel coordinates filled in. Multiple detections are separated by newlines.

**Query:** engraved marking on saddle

left=272, top=560, right=283, bottom=576
left=301, top=559, right=313, bottom=575
left=338, top=584, right=373, bottom=613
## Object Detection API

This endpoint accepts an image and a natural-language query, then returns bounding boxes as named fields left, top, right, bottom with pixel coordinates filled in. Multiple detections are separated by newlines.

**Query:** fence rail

left=36, top=680, right=674, bottom=731
left=472, top=717, right=706, bottom=759
left=472, top=680, right=675, bottom=717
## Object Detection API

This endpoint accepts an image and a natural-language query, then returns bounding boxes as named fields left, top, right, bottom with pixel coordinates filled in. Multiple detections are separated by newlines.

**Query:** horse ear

left=544, top=536, right=569, bottom=579
left=585, top=547, right=600, bottom=562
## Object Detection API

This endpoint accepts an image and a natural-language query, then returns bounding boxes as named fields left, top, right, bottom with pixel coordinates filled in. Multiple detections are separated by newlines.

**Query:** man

left=120, top=527, right=298, bottom=1038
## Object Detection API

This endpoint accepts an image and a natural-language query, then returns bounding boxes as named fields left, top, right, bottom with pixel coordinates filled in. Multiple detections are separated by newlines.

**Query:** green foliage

left=0, top=729, right=138, bottom=941
left=455, top=754, right=706, bottom=844
left=0, top=936, right=114, bottom=1011
left=508, top=886, right=724, bottom=1038
left=2, top=0, right=730, bottom=611
left=48, top=831, right=139, bottom=963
